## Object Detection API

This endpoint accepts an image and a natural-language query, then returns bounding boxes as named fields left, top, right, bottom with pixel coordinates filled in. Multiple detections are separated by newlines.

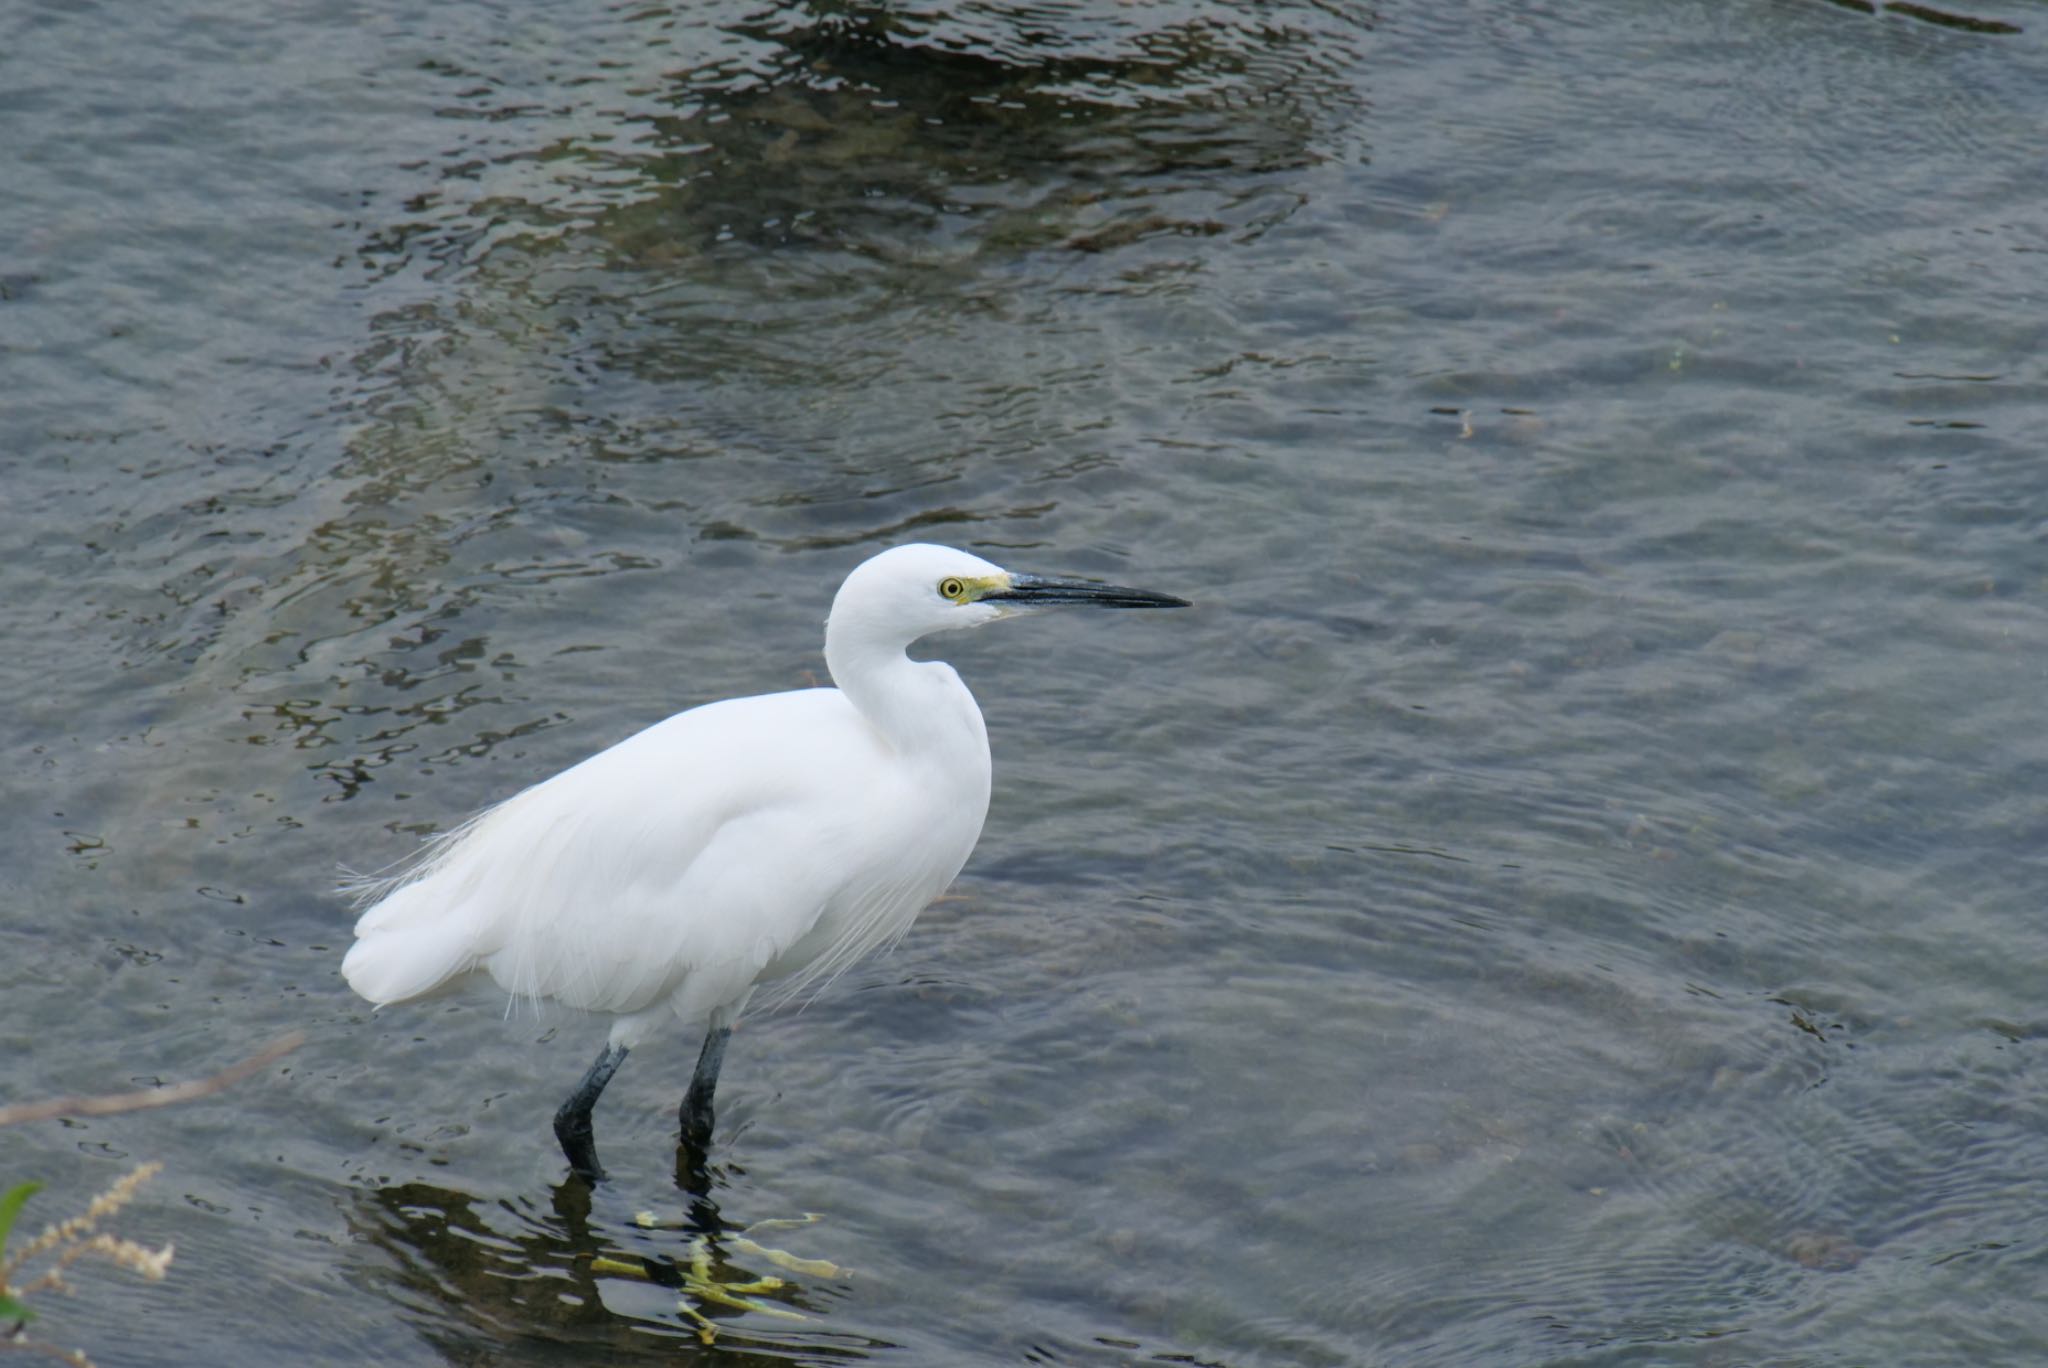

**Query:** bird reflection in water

left=353, top=1169, right=864, bottom=1359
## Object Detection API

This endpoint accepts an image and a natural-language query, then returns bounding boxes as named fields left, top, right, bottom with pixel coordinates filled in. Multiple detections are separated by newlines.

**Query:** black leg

left=554, top=1041, right=629, bottom=1182
left=679, top=1025, right=732, bottom=1148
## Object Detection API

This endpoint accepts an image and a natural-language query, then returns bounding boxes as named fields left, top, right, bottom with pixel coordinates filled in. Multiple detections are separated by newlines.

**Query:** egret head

left=829, top=543, right=1189, bottom=650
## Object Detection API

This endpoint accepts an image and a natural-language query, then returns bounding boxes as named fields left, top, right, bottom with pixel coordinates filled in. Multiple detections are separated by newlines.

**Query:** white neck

left=824, top=615, right=976, bottom=754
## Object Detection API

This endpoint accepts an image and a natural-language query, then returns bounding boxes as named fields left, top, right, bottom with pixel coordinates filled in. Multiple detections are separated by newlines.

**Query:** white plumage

left=341, top=541, right=1186, bottom=1179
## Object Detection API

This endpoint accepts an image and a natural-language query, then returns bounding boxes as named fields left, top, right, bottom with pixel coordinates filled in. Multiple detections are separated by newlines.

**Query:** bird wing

left=343, top=687, right=900, bottom=1017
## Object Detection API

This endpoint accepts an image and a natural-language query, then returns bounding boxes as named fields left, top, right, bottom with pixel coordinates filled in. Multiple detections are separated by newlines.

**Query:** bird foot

left=597, top=1214, right=840, bottom=1344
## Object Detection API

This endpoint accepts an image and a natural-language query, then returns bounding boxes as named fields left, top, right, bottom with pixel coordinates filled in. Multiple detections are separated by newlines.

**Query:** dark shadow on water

left=1808, top=0, right=2021, bottom=33
left=350, top=1161, right=874, bottom=1364
left=281, top=0, right=1374, bottom=798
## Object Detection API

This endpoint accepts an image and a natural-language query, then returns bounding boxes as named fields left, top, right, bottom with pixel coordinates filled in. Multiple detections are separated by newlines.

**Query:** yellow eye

left=938, top=577, right=966, bottom=601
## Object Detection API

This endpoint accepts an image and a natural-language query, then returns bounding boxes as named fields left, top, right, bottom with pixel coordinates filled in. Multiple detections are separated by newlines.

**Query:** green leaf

left=0, top=1180, right=44, bottom=1262
left=0, top=1290, right=36, bottom=1325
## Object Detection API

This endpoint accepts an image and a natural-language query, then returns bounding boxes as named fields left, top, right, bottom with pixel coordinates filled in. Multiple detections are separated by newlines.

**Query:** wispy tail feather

left=340, top=887, right=482, bottom=1005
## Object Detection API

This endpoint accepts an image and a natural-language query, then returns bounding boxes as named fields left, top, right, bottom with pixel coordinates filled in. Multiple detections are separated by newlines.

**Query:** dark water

left=6, top=0, right=2046, bottom=1363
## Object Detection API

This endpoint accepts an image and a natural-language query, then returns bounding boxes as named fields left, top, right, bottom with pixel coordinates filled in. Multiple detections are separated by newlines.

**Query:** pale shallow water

left=5, top=1, right=2047, bottom=1364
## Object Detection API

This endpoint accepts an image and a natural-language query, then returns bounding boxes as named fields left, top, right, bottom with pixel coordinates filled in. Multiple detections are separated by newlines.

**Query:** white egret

left=341, top=542, right=1187, bottom=1179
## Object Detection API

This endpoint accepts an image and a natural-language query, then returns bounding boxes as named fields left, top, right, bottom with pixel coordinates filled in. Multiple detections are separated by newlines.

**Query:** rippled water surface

left=6, top=0, right=2047, bottom=1363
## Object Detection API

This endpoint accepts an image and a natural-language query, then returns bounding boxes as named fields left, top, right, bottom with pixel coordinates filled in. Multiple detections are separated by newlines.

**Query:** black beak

left=983, top=574, right=1190, bottom=609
